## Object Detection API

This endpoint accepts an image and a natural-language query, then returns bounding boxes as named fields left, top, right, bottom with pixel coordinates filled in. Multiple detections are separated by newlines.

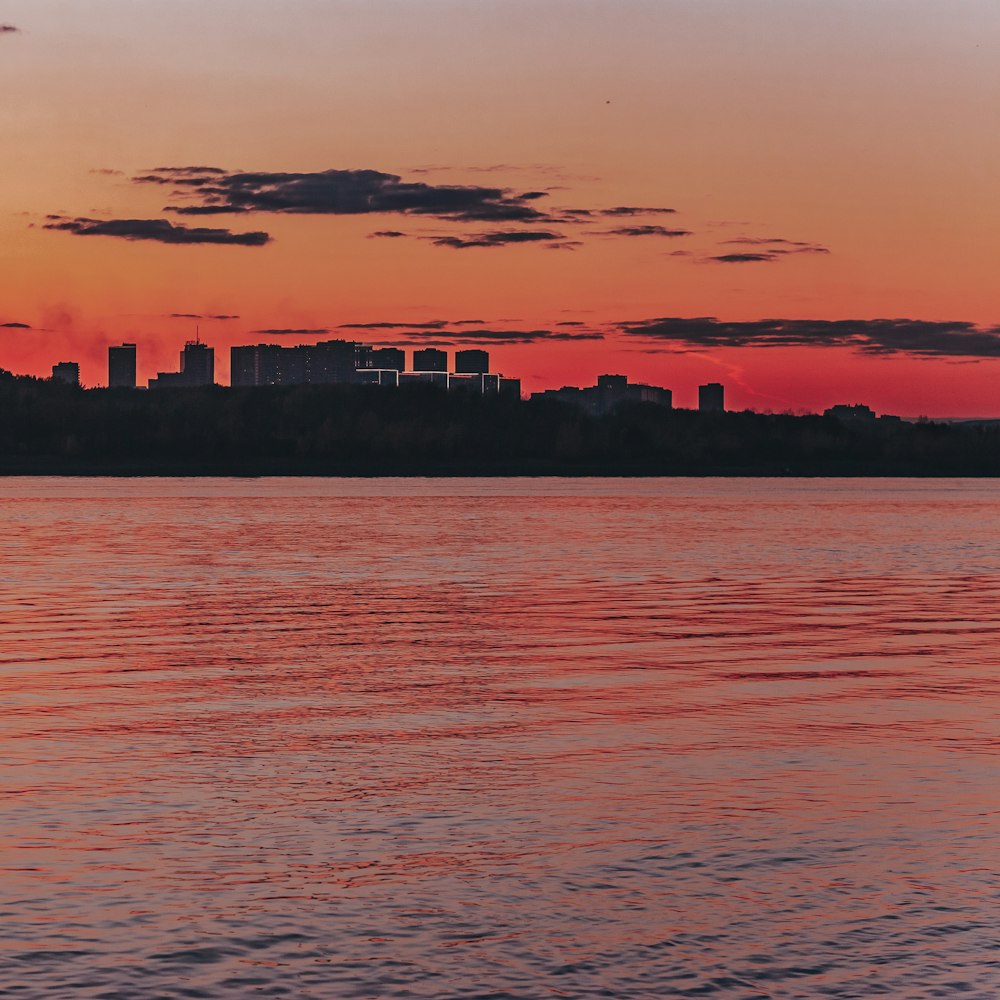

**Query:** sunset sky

left=2, top=1, right=999, bottom=414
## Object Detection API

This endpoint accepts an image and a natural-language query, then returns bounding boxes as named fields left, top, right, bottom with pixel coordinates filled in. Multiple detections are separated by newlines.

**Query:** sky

left=1, top=0, right=999, bottom=414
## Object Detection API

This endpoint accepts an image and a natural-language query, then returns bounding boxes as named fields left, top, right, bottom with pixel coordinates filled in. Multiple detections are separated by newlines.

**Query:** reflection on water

left=1, top=478, right=999, bottom=998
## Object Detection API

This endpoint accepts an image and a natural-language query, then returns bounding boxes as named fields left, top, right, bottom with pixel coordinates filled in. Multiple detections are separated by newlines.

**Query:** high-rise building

left=51, top=361, right=80, bottom=386
left=230, top=340, right=358, bottom=387
left=108, top=343, right=137, bottom=389
left=455, top=349, right=490, bottom=374
left=371, top=347, right=405, bottom=371
left=181, top=341, right=214, bottom=386
left=413, top=347, right=448, bottom=372
left=305, top=339, right=358, bottom=384
left=698, top=382, right=725, bottom=412
left=150, top=339, right=215, bottom=389
left=499, top=377, right=522, bottom=400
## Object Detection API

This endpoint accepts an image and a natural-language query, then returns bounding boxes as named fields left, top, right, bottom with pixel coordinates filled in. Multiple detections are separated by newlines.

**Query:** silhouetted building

left=698, top=382, right=725, bottom=412
left=51, top=361, right=80, bottom=386
left=399, top=371, right=448, bottom=388
left=824, top=403, right=877, bottom=423
left=231, top=344, right=305, bottom=386
left=231, top=340, right=360, bottom=387
left=108, top=343, right=137, bottom=389
left=370, top=347, right=405, bottom=371
left=305, top=339, right=357, bottom=384
left=455, top=349, right=490, bottom=374
left=499, top=377, right=522, bottom=399
left=533, top=374, right=672, bottom=414
left=413, top=347, right=448, bottom=372
left=149, top=339, right=215, bottom=389
left=356, top=369, right=400, bottom=387
left=181, top=341, right=214, bottom=386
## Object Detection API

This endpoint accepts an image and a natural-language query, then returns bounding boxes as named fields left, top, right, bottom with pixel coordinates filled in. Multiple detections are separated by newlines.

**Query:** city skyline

left=3, top=2, right=1000, bottom=414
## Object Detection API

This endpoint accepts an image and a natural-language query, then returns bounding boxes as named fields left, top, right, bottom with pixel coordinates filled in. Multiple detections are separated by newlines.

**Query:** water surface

left=2, top=478, right=998, bottom=997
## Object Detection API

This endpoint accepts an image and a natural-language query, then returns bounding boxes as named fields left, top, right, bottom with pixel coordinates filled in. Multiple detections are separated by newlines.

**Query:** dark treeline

left=2, top=369, right=1000, bottom=475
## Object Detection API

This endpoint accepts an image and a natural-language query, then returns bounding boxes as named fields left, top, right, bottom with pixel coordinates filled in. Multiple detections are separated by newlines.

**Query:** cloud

left=708, top=252, right=781, bottom=263
left=341, top=320, right=450, bottom=330
left=600, top=206, right=677, bottom=216
left=90, top=168, right=124, bottom=177
left=169, top=313, right=240, bottom=320
left=368, top=230, right=406, bottom=238
left=395, top=328, right=604, bottom=344
left=1, top=24, right=19, bottom=34
left=0, top=321, right=31, bottom=329
left=252, top=328, right=330, bottom=336
left=430, top=230, right=564, bottom=249
left=44, top=215, right=271, bottom=246
left=712, top=237, right=830, bottom=260
left=137, top=166, right=551, bottom=223
left=605, top=225, right=691, bottom=238
left=617, top=316, right=1000, bottom=358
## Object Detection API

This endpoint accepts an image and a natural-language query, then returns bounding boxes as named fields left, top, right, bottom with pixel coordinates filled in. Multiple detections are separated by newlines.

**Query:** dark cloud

left=1, top=24, right=19, bottom=34
left=368, top=230, right=406, bottom=238
left=252, top=328, right=330, bottom=336
left=169, top=313, right=240, bottom=320
left=0, top=321, right=31, bottom=329
left=719, top=237, right=831, bottom=256
left=600, top=206, right=677, bottom=216
left=709, top=252, right=780, bottom=263
left=164, top=205, right=249, bottom=215
left=605, top=225, right=691, bottom=238
left=138, top=166, right=550, bottom=223
left=152, top=165, right=228, bottom=175
left=430, top=230, right=564, bottom=249
left=341, top=321, right=450, bottom=330
left=557, top=321, right=586, bottom=327
left=44, top=216, right=271, bottom=246
left=617, top=316, right=1000, bottom=358
left=402, top=328, right=604, bottom=344
left=723, top=237, right=811, bottom=246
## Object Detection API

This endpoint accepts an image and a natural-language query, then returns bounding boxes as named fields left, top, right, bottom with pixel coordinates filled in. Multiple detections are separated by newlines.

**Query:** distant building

left=306, top=340, right=357, bottom=384
left=149, top=339, right=215, bottom=389
left=533, top=374, right=672, bottom=415
left=356, top=368, right=400, bottom=387
left=824, top=404, right=877, bottom=423
left=499, top=377, right=522, bottom=400
left=399, top=371, right=448, bottom=388
left=455, top=349, right=490, bottom=374
left=181, top=341, right=214, bottom=386
left=108, top=343, right=137, bottom=389
left=230, top=339, right=358, bottom=387
left=370, top=347, right=405, bottom=371
left=413, top=347, right=448, bottom=372
left=698, top=382, right=725, bottom=412
left=51, top=361, right=80, bottom=386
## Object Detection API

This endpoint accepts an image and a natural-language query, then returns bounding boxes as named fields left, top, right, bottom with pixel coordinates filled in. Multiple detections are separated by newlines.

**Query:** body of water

left=2, top=478, right=998, bottom=998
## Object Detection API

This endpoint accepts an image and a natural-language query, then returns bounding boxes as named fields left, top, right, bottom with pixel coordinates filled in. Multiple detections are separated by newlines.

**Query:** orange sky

left=2, top=1, right=999, bottom=414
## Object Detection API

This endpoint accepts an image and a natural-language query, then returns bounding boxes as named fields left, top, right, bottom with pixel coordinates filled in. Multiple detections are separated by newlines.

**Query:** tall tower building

left=108, top=343, right=137, bottom=389
left=698, top=382, right=725, bottom=412
left=413, top=347, right=448, bottom=372
left=455, top=349, right=490, bottom=374
left=181, top=341, right=214, bottom=386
